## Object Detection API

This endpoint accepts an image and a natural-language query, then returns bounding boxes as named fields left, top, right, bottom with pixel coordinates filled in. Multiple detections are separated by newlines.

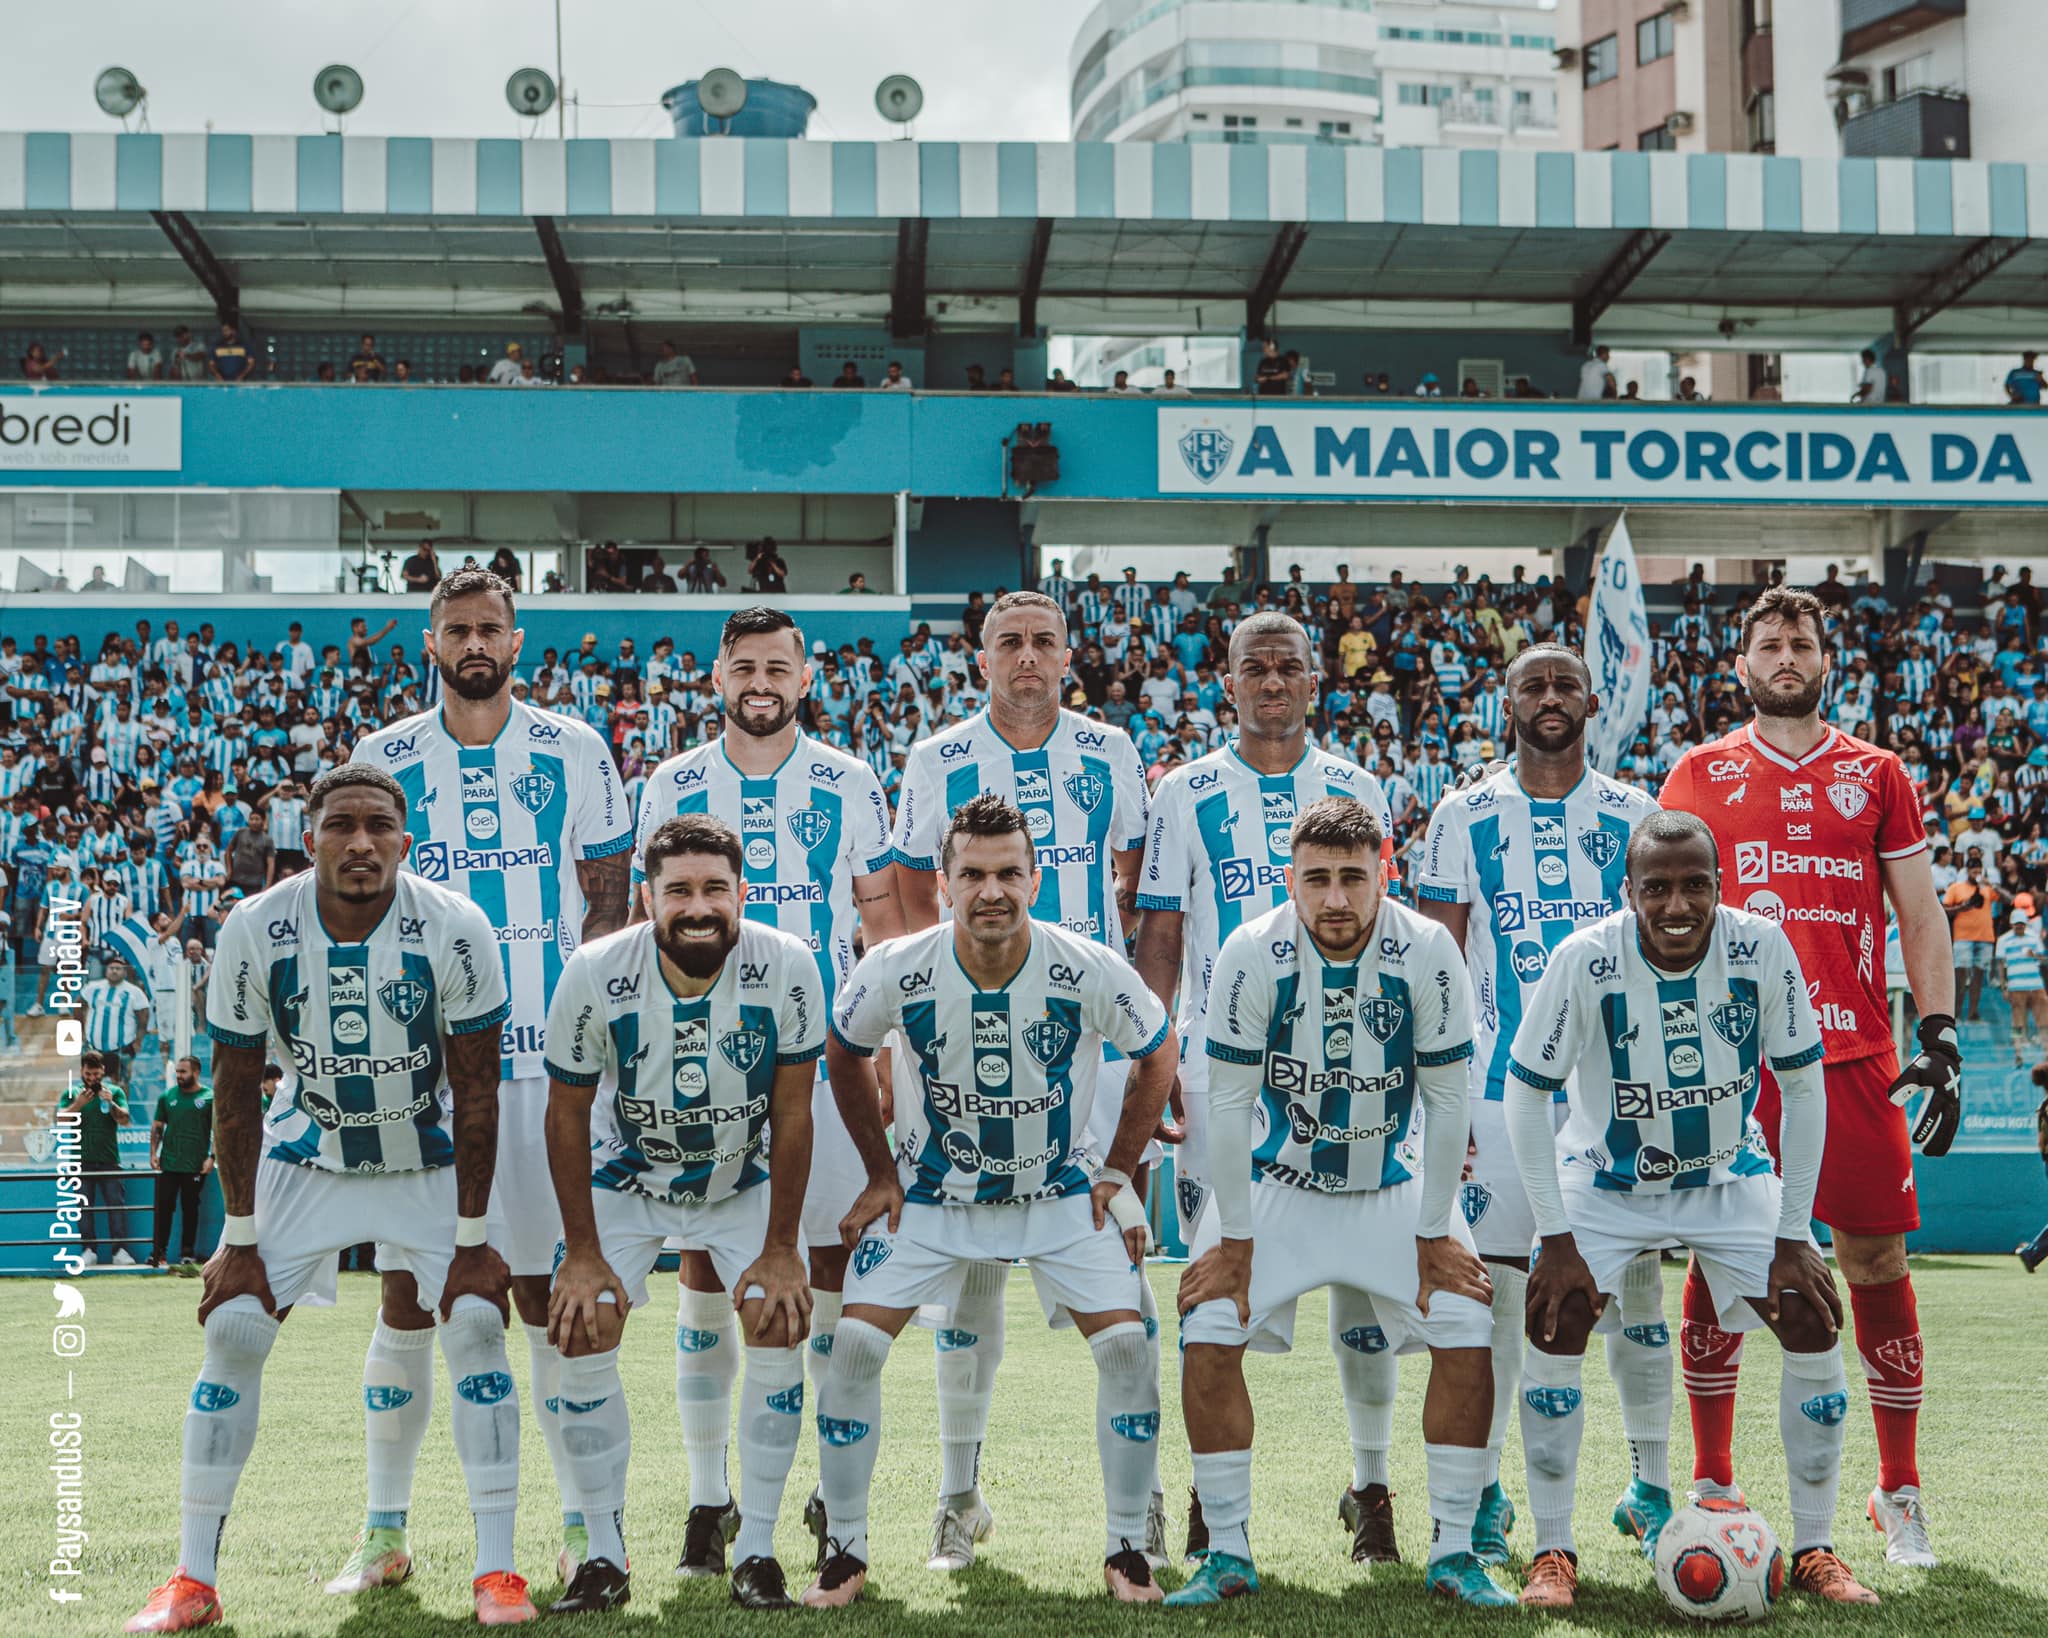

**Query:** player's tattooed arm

left=578, top=851, right=634, bottom=942
left=853, top=863, right=906, bottom=946
left=198, top=1039, right=278, bottom=1322
left=443, top=1026, right=501, bottom=1221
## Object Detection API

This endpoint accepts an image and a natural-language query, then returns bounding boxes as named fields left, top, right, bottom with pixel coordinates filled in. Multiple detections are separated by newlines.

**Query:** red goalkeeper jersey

left=1661, top=723, right=1926, bottom=1066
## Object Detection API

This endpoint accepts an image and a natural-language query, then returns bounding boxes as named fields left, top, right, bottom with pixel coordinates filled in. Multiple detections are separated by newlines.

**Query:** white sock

left=1089, top=1321, right=1159, bottom=1557
left=1426, top=1441, right=1488, bottom=1564
left=1484, top=1265, right=1528, bottom=1491
left=1190, top=1449, right=1253, bottom=1562
left=1518, top=1347, right=1585, bottom=1558
left=817, top=1317, right=891, bottom=1565
left=676, top=1285, right=738, bottom=1509
left=522, top=1322, right=579, bottom=1529
left=1605, top=1252, right=1673, bottom=1493
left=807, top=1287, right=841, bottom=1401
left=441, top=1299, right=522, bottom=1580
left=362, top=1319, right=436, bottom=1527
left=1780, top=1346, right=1849, bottom=1555
left=735, top=1346, right=806, bottom=1564
left=556, top=1346, right=630, bottom=1569
left=1328, top=1285, right=1396, bottom=1491
left=1136, top=1273, right=1166, bottom=1498
left=936, top=1262, right=1006, bottom=1503
left=178, top=1298, right=279, bottom=1584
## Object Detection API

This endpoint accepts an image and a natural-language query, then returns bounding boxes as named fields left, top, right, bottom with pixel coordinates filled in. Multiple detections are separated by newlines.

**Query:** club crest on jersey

left=1062, top=771, right=1105, bottom=814
left=1709, top=999, right=1756, bottom=1047
left=378, top=977, right=429, bottom=1025
left=1359, top=996, right=1406, bottom=1045
left=1826, top=781, right=1870, bottom=820
left=512, top=771, right=556, bottom=814
left=786, top=807, right=832, bottom=849
left=1576, top=829, right=1620, bottom=869
left=1460, top=1180, right=1492, bottom=1225
left=1023, top=1018, right=1074, bottom=1066
left=718, top=1027, right=768, bottom=1073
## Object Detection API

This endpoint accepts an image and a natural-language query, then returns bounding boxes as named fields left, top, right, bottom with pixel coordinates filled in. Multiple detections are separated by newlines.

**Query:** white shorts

left=1083, top=1053, right=1165, bottom=1172
left=802, top=1065, right=865, bottom=1249
left=844, top=1196, right=1142, bottom=1323
left=1462, top=1095, right=1566, bottom=1262
left=1181, top=1178, right=1492, bottom=1356
left=256, top=1157, right=458, bottom=1315
left=1560, top=1173, right=1792, bottom=1336
left=567, top=1184, right=792, bottom=1312
left=486, top=1074, right=562, bottom=1276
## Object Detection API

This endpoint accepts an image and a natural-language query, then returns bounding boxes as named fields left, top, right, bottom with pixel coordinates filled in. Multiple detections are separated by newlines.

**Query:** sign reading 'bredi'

left=0, top=397, right=182, bottom=471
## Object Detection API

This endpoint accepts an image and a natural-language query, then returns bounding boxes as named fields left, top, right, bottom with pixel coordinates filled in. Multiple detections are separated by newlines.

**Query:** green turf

left=6, top=1257, right=2042, bottom=1634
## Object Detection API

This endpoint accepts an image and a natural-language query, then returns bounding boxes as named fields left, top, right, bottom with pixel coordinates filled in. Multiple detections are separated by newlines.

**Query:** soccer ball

left=1653, top=1498, right=1785, bottom=1623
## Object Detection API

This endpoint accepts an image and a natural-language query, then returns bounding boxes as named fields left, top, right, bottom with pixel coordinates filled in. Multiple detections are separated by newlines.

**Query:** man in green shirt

left=149, top=1056, right=214, bottom=1267
left=59, top=1051, right=133, bottom=1266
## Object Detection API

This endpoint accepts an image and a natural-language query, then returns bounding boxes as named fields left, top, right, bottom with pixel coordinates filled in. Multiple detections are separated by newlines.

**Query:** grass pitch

left=6, top=1257, right=2043, bottom=1635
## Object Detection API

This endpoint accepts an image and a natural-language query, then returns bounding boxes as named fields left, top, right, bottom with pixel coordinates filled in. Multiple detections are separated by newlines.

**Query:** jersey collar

left=719, top=731, right=803, bottom=782
left=1742, top=721, right=1838, bottom=773
left=1226, top=739, right=1311, bottom=780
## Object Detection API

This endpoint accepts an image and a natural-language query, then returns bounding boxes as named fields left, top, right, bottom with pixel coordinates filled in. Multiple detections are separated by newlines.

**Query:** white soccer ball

left=1653, top=1498, right=1784, bottom=1624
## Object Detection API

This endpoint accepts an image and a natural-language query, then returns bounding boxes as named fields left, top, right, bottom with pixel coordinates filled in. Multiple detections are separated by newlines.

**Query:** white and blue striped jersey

left=207, top=873, right=511, bottom=1174
left=633, top=733, right=893, bottom=1013
left=892, top=708, right=1148, bottom=947
left=1204, top=897, right=1472, bottom=1194
left=543, top=920, right=824, bottom=1206
left=353, top=701, right=635, bottom=1078
left=832, top=920, right=1171, bottom=1206
left=1505, top=904, right=1823, bottom=1197
left=81, top=977, right=149, bottom=1052
left=1418, top=765, right=1658, bottom=1104
left=1138, top=743, right=1393, bottom=1032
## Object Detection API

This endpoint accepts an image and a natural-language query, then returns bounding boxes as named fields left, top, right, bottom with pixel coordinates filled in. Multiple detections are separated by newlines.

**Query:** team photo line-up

left=120, top=572, right=1963, bottom=1631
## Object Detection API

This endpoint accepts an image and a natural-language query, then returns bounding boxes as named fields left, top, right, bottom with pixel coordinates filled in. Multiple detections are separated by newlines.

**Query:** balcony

left=1839, top=0, right=1965, bottom=60
left=1841, top=87, right=1970, bottom=158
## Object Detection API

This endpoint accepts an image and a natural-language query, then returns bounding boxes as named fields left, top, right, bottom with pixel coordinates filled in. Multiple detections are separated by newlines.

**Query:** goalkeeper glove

left=1888, top=1013, right=1961, bottom=1158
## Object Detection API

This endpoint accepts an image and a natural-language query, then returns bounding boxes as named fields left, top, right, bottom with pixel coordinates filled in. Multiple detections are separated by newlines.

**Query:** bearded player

left=1418, top=643, right=1672, bottom=1563
left=343, top=569, right=636, bottom=1593
left=631, top=607, right=902, bottom=1577
left=890, top=590, right=1157, bottom=1567
left=1661, top=586, right=1959, bottom=1570
left=1136, top=610, right=1405, bottom=1566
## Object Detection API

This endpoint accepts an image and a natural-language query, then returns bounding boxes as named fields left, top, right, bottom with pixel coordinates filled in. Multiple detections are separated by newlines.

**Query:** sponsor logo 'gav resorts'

left=0, top=396, right=183, bottom=470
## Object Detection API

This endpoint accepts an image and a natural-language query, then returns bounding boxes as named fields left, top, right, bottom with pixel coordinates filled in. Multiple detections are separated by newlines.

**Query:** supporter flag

left=101, top=914, right=158, bottom=979
left=1586, top=511, right=1650, bottom=776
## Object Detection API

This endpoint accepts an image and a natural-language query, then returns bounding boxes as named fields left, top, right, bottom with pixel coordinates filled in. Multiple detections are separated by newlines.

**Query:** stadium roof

left=4, top=132, right=2047, bottom=345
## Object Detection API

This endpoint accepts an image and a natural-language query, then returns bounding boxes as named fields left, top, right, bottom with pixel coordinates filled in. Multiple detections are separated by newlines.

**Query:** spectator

left=1414, top=372, right=1443, bottom=397
left=487, top=342, right=525, bottom=384
left=1853, top=347, right=1884, bottom=404
left=223, top=816, right=272, bottom=900
left=587, top=540, right=632, bottom=592
left=81, top=565, right=117, bottom=593
left=680, top=547, right=727, bottom=593
left=1109, top=369, right=1135, bottom=394
left=747, top=539, right=789, bottom=595
left=2006, top=351, right=2046, bottom=407
left=348, top=333, right=385, bottom=382
left=642, top=558, right=679, bottom=594
left=314, top=360, right=338, bottom=383
left=1622, top=381, right=1642, bottom=401
left=1576, top=344, right=1615, bottom=400
left=513, top=357, right=546, bottom=387
left=1047, top=368, right=1078, bottom=392
left=21, top=342, right=64, bottom=382
left=81, top=958, right=149, bottom=1090
left=168, top=325, right=210, bottom=382
left=995, top=367, right=1019, bottom=391
left=392, top=359, right=414, bottom=384
left=831, top=361, right=866, bottom=388
left=1460, top=377, right=1485, bottom=398
left=488, top=548, right=523, bottom=592
left=1944, top=855, right=2003, bottom=1020
left=1999, top=909, right=2048, bottom=1065
left=965, top=364, right=987, bottom=390
left=652, top=340, right=699, bottom=387
left=1254, top=338, right=1291, bottom=395
left=840, top=572, right=875, bottom=595
left=1156, top=368, right=1190, bottom=397
left=1676, top=374, right=1706, bottom=402
left=209, top=322, right=254, bottom=384
left=126, top=331, right=163, bottom=382
left=880, top=360, right=913, bottom=391
left=780, top=366, right=814, bottom=387
left=147, top=1055, right=213, bottom=1267
left=61, top=1052, right=133, bottom=1266
left=400, top=540, right=442, bottom=593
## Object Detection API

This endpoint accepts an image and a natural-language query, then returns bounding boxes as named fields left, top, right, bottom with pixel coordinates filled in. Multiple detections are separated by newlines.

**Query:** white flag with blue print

left=1586, top=512, right=1651, bottom=777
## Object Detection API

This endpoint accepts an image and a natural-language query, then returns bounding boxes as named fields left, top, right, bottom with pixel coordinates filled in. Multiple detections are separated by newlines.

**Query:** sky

left=19, top=0, right=1100, bottom=143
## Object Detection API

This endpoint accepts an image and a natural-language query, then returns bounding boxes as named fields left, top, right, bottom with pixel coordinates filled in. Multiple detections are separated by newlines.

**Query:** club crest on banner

left=1179, top=427, right=1235, bottom=484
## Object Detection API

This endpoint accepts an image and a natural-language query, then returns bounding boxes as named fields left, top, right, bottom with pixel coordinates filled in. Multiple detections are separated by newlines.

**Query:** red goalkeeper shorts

left=1757, top=1050, right=1918, bottom=1238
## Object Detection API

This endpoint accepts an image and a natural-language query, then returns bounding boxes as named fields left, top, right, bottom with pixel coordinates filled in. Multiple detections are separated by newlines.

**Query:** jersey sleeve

left=1760, top=921, right=1826, bottom=1071
left=1413, top=921, right=1477, bottom=1066
left=1088, top=948, right=1172, bottom=1060
left=1200, top=929, right=1270, bottom=1070
left=849, top=764, right=896, bottom=877
left=1874, top=754, right=1928, bottom=860
left=778, top=938, right=827, bottom=1065
left=629, top=758, right=678, bottom=885
left=1110, top=734, right=1149, bottom=853
left=541, top=950, right=609, bottom=1086
left=1136, top=774, right=1191, bottom=912
left=1504, top=939, right=1589, bottom=1094
left=830, top=946, right=900, bottom=1056
left=204, top=902, right=271, bottom=1051
left=436, top=901, right=513, bottom=1038
left=1416, top=799, right=1472, bottom=904
left=571, top=725, right=635, bottom=862
left=890, top=744, right=943, bottom=873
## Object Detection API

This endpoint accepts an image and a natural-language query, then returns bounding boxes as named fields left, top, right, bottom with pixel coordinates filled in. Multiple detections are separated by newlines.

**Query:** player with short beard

left=630, top=607, right=902, bottom=1578
left=341, top=569, right=636, bottom=1597
left=541, top=815, right=825, bottom=1613
left=1661, top=586, right=1958, bottom=1579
